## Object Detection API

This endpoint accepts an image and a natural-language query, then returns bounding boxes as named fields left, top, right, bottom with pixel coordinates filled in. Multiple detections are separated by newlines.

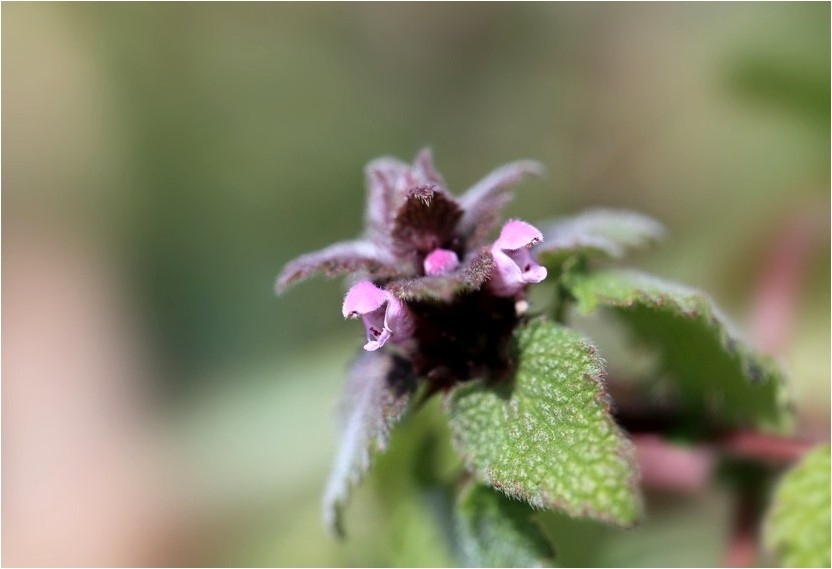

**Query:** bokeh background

left=3, top=3, right=829, bottom=567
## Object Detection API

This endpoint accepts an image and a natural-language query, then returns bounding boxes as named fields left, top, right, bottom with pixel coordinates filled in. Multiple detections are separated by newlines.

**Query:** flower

left=274, top=149, right=543, bottom=296
left=342, top=280, right=413, bottom=351
left=488, top=220, right=548, bottom=297
left=276, top=149, right=548, bottom=375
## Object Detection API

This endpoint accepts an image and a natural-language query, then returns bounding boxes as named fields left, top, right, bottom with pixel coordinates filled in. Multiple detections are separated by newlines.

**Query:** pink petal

left=342, top=281, right=387, bottom=318
left=383, top=296, right=414, bottom=341
left=487, top=220, right=548, bottom=297
left=363, top=318, right=391, bottom=351
left=495, top=220, right=544, bottom=251
left=524, top=265, right=548, bottom=283
left=488, top=249, right=525, bottom=297
left=423, top=248, right=461, bottom=276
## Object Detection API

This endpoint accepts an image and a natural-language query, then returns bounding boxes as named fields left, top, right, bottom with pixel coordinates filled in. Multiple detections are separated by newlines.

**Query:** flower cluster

left=276, top=149, right=548, bottom=385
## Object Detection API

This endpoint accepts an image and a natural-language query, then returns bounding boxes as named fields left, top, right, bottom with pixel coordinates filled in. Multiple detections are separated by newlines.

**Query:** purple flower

left=275, top=149, right=548, bottom=370
left=275, top=149, right=542, bottom=295
left=488, top=220, right=548, bottom=297
left=342, top=281, right=413, bottom=351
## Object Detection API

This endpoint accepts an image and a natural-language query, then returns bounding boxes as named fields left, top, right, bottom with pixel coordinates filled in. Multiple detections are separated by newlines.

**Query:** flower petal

left=343, top=281, right=388, bottom=318
left=383, top=294, right=414, bottom=340
left=494, top=219, right=544, bottom=251
left=488, top=220, right=548, bottom=297
left=362, top=306, right=391, bottom=351
left=524, top=264, right=548, bottom=283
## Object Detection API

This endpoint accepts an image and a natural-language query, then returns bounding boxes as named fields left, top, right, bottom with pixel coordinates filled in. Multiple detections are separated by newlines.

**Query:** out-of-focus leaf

left=455, top=482, right=554, bottom=568
left=728, top=56, right=830, bottom=124
left=446, top=319, right=641, bottom=527
left=536, top=209, right=665, bottom=271
left=566, top=269, right=792, bottom=430
left=368, top=396, right=462, bottom=567
left=764, top=446, right=831, bottom=568
left=322, top=350, right=416, bottom=536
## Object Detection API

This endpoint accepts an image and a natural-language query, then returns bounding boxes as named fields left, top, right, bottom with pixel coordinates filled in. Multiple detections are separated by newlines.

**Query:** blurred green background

left=3, top=3, right=829, bottom=567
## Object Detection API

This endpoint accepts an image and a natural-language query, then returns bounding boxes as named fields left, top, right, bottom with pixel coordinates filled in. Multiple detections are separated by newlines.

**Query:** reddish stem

left=724, top=488, right=759, bottom=568
left=749, top=207, right=824, bottom=355
left=717, top=430, right=817, bottom=464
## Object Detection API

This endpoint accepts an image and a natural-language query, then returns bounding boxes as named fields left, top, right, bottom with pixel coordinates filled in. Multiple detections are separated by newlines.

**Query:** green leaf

left=446, top=319, right=641, bottom=527
left=764, top=446, right=831, bottom=568
left=566, top=269, right=792, bottom=430
left=537, top=209, right=665, bottom=269
left=322, top=350, right=416, bottom=537
left=455, top=482, right=554, bottom=568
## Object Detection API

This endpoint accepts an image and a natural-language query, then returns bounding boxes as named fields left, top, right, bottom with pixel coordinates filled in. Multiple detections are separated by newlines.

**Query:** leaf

left=364, top=156, right=411, bottom=244
left=413, top=147, right=446, bottom=188
left=536, top=209, right=665, bottom=270
left=275, top=240, right=398, bottom=293
left=457, top=160, right=544, bottom=245
left=455, top=482, right=555, bottom=568
left=322, top=350, right=416, bottom=537
left=764, top=446, right=831, bottom=568
left=446, top=319, right=641, bottom=527
left=387, top=248, right=493, bottom=302
left=566, top=269, right=792, bottom=430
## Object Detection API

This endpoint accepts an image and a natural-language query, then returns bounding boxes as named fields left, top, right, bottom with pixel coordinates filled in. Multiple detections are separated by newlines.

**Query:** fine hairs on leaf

left=536, top=209, right=666, bottom=270
left=446, top=319, right=642, bottom=528
left=321, top=350, right=416, bottom=537
left=455, top=482, right=554, bottom=568
left=763, top=446, right=831, bottom=568
left=566, top=269, right=792, bottom=431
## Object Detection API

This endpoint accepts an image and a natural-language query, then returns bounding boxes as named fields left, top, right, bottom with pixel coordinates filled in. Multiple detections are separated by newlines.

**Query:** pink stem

left=749, top=207, right=823, bottom=355
left=718, top=430, right=817, bottom=464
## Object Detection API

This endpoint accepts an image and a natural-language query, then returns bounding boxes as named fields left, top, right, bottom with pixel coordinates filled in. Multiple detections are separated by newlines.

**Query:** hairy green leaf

left=567, top=269, right=792, bottom=430
left=455, top=482, right=554, bottom=568
left=446, top=319, right=641, bottom=527
left=764, top=446, right=831, bottom=568
left=322, top=350, right=416, bottom=537
left=537, top=209, right=665, bottom=270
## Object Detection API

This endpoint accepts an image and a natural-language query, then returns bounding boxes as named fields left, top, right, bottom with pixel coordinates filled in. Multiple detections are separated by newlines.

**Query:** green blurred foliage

left=4, top=3, right=828, bottom=566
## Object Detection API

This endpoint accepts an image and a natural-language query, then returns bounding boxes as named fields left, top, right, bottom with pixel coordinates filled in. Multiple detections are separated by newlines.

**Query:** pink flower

left=342, top=281, right=414, bottom=351
left=488, top=220, right=548, bottom=297
left=423, top=248, right=461, bottom=276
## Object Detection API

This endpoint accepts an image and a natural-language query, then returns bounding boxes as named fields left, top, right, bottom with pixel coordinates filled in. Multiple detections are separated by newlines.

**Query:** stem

left=749, top=206, right=823, bottom=355
left=717, top=431, right=816, bottom=464
left=632, top=434, right=714, bottom=491
left=724, top=488, right=759, bottom=568
left=550, top=284, right=569, bottom=324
